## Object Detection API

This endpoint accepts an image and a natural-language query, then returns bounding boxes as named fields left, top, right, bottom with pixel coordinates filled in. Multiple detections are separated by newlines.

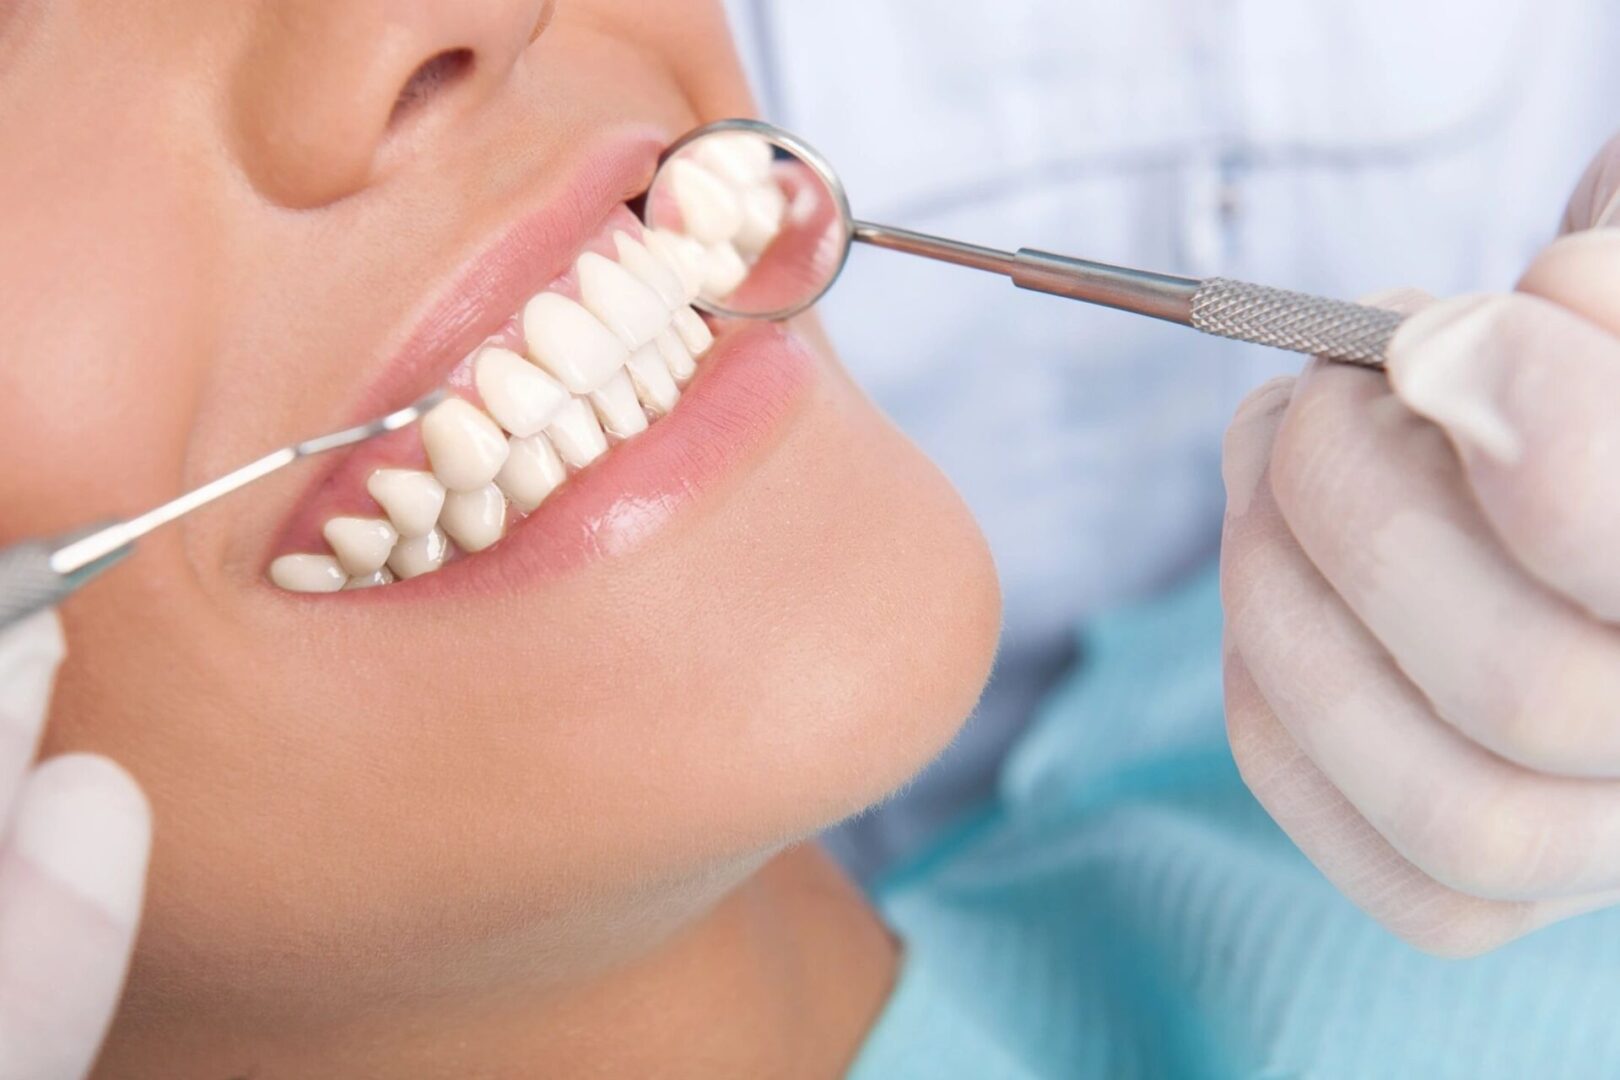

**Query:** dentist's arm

left=0, top=610, right=150, bottom=1079
left=1221, top=134, right=1620, bottom=957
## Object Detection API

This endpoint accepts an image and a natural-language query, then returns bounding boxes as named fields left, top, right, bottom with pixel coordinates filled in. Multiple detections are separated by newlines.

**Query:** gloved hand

left=1221, top=133, right=1620, bottom=957
left=0, top=610, right=149, bottom=1079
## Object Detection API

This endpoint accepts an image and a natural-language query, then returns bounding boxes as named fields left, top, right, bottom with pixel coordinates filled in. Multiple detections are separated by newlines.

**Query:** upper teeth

left=270, top=224, right=717, bottom=593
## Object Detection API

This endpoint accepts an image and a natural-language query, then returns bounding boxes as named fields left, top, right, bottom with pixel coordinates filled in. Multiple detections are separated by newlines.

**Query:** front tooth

left=671, top=307, right=714, bottom=358
left=388, top=527, right=450, bottom=579
left=496, top=433, right=566, bottom=512
left=322, top=516, right=399, bottom=576
left=269, top=554, right=347, bottom=593
left=421, top=398, right=509, bottom=491
left=668, top=159, right=743, bottom=244
left=733, top=182, right=787, bottom=257
left=700, top=241, right=749, bottom=299
left=345, top=568, right=395, bottom=590
left=475, top=346, right=570, bottom=437
left=440, top=484, right=507, bottom=553
left=545, top=396, right=609, bottom=468
left=646, top=230, right=709, bottom=302
left=626, top=342, right=681, bottom=415
left=523, top=292, right=629, bottom=394
left=614, top=232, right=685, bottom=310
left=577, top=252, right=671, bottom=350
left=656, top=329, right=697, bottom=383
left=366, top=469, right=446, bottom=538
left=589, top=369, right=649, bottom=439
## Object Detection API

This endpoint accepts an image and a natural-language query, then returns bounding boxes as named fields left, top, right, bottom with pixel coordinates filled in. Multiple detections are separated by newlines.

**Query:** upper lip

left=347, top=122, right=668, bottom=428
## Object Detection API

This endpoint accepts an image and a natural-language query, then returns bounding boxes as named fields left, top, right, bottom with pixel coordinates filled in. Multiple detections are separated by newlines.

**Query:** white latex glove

left=1221, top=134, right=1620, bottom=957
left=0, top=611, right=149, bottom=1079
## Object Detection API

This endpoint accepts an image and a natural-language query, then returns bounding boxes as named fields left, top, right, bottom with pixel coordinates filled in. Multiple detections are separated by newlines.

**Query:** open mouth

left=267, top=132, right=790, bottom=594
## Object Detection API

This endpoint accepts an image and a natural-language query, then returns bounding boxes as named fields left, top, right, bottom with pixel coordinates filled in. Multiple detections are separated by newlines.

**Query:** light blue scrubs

left=849, top=569, right=1620, bottom=1079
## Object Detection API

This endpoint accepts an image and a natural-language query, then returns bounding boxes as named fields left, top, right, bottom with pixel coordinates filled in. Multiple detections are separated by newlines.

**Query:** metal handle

left=0, top=540, right=76, bottom=629
left=1190, top=278, right=1404, bottom=369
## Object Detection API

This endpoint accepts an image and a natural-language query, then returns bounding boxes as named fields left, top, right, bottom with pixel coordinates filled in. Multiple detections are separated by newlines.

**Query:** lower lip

left=350, top=320, right=817, bottom=601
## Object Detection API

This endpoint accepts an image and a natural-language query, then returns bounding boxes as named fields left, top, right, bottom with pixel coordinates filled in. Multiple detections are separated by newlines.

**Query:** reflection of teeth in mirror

left=668, top=159, right=744, bottom=244
left=269, top=220, right=717, bottom=593
left=700, top=241, right=749, bottom=301
left=655, top=133, right=789, bottom=303
left=733, top=183, right=787, bottom=258
left=694, top=132, right=774, bottom=188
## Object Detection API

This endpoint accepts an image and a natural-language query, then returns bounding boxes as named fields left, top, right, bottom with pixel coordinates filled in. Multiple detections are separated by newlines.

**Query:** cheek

left=0, top=79, right=224, bottom=537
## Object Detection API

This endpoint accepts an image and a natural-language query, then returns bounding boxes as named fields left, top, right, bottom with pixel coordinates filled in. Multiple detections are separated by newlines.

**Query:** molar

left=270, top=554, right=347, bottom=593
left=366, top=468, right=446, bottom=538
left=440, top=484, right=507, bottom=553
left=388, top=527, right=450, bottom=579
left=322, top=516, right=399, bottom=576
left=422, top=398, right=510, bottom=491
left=496, top=433, right=567, bottom=512
left=545, top=396, right=610, bottom=468
left=523, top=292, right=630, bottom=394
left=475, top=346, right=570, bottom=438
left=577, top=252, right=670, bottom=350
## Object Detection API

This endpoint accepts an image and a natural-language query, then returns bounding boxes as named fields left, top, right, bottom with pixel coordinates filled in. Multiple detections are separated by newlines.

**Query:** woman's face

left=2, top=0, right=999, bottom=1031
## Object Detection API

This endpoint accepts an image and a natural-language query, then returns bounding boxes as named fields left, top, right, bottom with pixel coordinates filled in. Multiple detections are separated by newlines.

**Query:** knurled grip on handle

left=1190, top=278, right=1406, bottom=368
left=0, top=540, right=74, bottom=631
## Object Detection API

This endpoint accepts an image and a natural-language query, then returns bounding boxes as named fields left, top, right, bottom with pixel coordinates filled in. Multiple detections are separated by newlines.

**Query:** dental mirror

left=646, top=118, right=1407, bottom=369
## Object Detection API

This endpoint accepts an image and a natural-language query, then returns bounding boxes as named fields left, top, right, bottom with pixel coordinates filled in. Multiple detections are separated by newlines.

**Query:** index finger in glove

left=1386, top=290, right=1620, bottom=622
left=0, top=611, right=65, bottom=807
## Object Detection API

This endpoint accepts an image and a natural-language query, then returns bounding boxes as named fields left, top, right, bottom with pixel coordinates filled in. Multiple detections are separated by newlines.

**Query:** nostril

left=388, top=48, right=476, bottom=129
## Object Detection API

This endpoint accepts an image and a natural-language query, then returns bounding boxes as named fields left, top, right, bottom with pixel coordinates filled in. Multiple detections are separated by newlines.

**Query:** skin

left=1220, top=135, right=1620, bottom=958
left=0, top=1, right=1001, bottom=1075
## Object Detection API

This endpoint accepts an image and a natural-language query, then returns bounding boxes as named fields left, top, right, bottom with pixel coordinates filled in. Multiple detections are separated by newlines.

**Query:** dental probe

left=0, top=389, right=448, bottom=633
left=650, top=119, right=1407, bottom=369
left=851, top=223, right=1404, bottom=369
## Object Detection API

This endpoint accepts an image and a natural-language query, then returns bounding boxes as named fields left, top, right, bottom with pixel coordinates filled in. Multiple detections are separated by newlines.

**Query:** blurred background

left=722, top=0, right=1620, bottom=880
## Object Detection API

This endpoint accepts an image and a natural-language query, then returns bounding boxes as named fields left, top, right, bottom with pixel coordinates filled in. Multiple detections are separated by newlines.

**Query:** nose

left=231, top=0, right=553, bottom=208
